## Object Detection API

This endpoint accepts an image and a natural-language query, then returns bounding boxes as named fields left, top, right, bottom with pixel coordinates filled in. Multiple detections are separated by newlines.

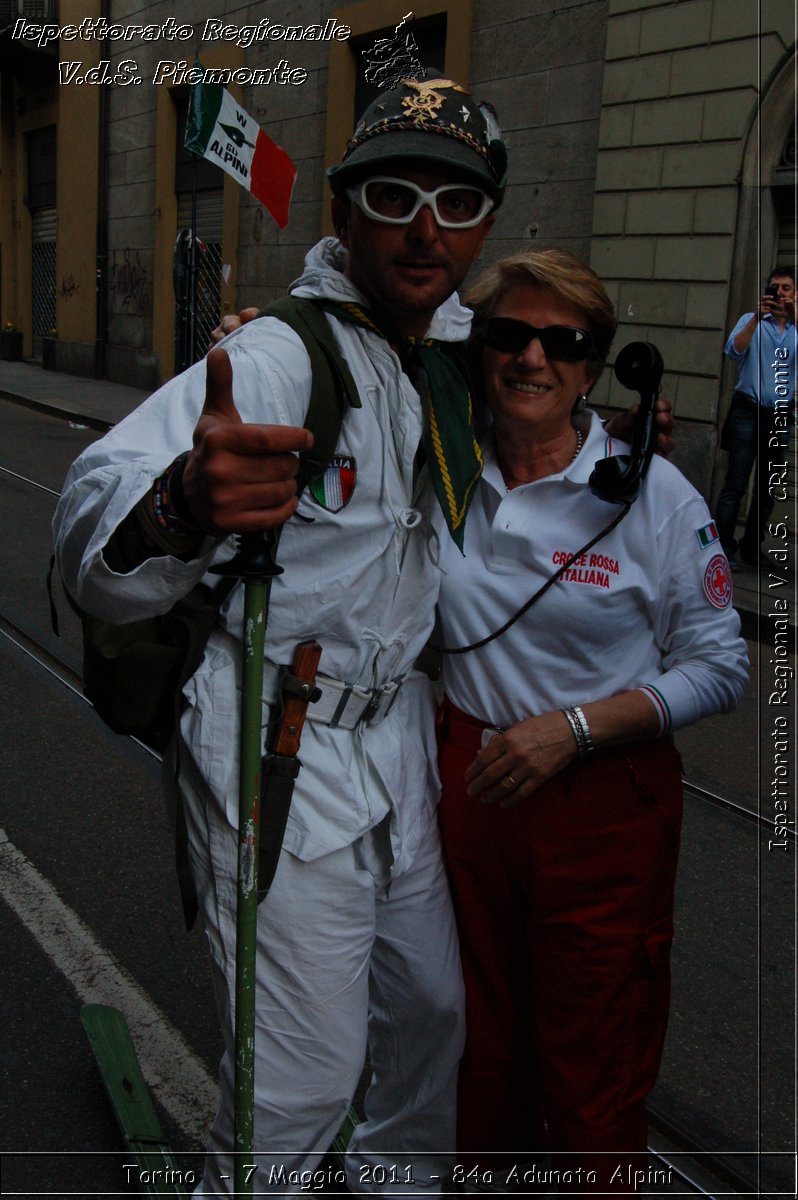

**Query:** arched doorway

left=712, top=48, right=796, bottom=504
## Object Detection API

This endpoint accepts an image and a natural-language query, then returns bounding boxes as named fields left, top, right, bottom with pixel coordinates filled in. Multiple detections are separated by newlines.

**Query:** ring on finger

left=502, top=774, right=517, bottom=790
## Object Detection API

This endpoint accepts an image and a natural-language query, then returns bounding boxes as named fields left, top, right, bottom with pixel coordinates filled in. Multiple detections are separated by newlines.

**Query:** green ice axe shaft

left=211, top=529, right=283, bottom=1196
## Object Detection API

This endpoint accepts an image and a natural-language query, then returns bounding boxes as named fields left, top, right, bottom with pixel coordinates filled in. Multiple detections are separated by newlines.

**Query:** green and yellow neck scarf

left=321, top=301, right=483, bottom=552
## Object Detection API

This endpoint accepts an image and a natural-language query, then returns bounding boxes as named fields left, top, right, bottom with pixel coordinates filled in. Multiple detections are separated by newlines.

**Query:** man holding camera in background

left=714, top=267, right=796, bottom=569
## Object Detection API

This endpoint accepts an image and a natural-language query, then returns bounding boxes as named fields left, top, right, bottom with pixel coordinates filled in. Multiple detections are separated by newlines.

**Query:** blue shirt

left=725, top=312, right=796, bottom=409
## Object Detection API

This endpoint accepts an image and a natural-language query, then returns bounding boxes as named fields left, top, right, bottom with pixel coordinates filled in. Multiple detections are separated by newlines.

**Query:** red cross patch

left=703, top=553, right=732, bottom=609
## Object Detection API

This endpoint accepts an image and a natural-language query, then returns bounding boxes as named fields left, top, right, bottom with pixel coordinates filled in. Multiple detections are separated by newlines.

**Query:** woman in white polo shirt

left=435, top=249, right=748, bottom=1191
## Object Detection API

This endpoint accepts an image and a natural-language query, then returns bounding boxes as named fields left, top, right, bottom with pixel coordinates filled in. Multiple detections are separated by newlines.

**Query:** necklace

left=503, top=427, right=584, bottom=492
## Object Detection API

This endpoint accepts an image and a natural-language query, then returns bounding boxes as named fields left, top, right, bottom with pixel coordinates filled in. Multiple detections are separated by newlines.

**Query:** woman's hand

left=464, top=711, right=578, bottom=808
left=605, top=395, right=675, bottom=458
left=464, top=691, right=662, bottom=808
left=209, top=307, right=260, bottom=348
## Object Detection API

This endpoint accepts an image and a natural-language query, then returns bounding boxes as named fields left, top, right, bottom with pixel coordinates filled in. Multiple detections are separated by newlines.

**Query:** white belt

left=307, top=673, right=403, bottom=729
left=260, top=658, right=403, bottom=730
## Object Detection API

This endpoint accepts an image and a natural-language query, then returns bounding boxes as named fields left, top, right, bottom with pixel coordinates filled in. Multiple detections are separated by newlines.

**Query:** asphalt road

left=0, top=402, right=794, bottom=1198
left=1, top=405, right=218, bottom=1196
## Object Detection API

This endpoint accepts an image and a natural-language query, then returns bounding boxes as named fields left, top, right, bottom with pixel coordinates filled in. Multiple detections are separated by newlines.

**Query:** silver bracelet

left=561, top=707, right=584, bottom=755
left=561, top=705, right=594, bottom=758
left=570, top=704, right=595, bottom=756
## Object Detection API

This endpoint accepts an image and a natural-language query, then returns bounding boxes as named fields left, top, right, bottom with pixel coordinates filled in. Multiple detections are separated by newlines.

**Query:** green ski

left=81, top=1004, right=188, bottom=1198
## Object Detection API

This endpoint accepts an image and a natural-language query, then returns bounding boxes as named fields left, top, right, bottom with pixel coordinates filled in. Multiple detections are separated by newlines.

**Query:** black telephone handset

left=589, top=341, right=664, bottom=504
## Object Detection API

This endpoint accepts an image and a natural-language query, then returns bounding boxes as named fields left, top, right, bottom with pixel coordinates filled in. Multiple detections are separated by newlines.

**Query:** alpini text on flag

left=184, top=79, right=297, bottom=228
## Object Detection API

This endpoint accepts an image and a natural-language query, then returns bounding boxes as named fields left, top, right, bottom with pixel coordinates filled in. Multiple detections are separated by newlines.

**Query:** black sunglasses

left=483, top=316, right=593, bottom=362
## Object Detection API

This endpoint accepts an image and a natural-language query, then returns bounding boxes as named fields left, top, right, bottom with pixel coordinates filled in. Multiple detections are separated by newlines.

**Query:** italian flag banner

left=185, top=76, right=297, bottom=229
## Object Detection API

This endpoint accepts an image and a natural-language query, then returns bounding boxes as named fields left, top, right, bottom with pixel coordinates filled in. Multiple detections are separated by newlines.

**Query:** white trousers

left=181, top=757, right=464, bottom=1197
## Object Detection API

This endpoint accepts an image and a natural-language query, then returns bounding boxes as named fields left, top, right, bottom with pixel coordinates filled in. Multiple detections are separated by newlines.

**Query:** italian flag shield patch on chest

left=308, top=455, right=357, bottom=512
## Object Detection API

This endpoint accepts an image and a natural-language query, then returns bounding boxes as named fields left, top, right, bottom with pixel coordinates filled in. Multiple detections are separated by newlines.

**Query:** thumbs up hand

left=181, top=347, right=313, bottom=535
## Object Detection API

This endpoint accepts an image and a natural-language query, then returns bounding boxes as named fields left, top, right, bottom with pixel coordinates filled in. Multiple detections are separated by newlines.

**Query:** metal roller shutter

left=31, top=206, right=57, bottom=347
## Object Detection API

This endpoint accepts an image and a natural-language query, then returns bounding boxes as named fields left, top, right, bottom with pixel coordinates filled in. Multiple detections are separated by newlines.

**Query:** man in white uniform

left=54, top=79, right=505, bottom=1195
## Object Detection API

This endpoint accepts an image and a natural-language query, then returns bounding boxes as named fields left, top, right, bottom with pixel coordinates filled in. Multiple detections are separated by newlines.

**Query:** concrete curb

left=0, top=388, right=116, bottom=432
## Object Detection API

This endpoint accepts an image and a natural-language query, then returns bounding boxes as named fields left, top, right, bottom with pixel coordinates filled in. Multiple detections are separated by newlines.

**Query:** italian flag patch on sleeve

left=695, top=521, right=719, bottom=549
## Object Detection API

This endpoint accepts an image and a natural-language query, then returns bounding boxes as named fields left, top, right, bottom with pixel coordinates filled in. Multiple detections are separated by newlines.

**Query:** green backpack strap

left=259, top=296, right=361, bottom=495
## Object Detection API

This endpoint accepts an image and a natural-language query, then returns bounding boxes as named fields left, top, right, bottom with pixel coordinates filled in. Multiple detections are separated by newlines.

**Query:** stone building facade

left=589, top=0, right=796, bottom=493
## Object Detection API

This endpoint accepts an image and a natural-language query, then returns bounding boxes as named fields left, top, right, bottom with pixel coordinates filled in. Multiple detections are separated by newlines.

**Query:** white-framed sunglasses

left=346, top=176, right=494, bottom=229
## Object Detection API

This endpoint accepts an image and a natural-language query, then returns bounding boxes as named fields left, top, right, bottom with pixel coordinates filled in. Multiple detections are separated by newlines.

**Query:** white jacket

left=54, top=238, right=473, bottom=872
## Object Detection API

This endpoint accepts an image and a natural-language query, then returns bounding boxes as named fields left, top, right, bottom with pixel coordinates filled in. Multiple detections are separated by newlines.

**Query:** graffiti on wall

left=59, top=274, right=80, bottom=299
left=110, top=248, right=151, bottom=315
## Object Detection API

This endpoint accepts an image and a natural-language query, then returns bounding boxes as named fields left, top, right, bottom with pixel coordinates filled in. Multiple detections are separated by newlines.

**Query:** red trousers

left=437, top=699, right=683, bottom=1192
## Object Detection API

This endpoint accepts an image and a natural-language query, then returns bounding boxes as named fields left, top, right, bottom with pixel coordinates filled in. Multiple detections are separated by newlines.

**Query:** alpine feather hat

left=328, top=77, right=507, bottom=206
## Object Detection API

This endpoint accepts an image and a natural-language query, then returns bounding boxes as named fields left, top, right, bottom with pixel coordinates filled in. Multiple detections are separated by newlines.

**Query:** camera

left=765, top=283, right=780, bottom=300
